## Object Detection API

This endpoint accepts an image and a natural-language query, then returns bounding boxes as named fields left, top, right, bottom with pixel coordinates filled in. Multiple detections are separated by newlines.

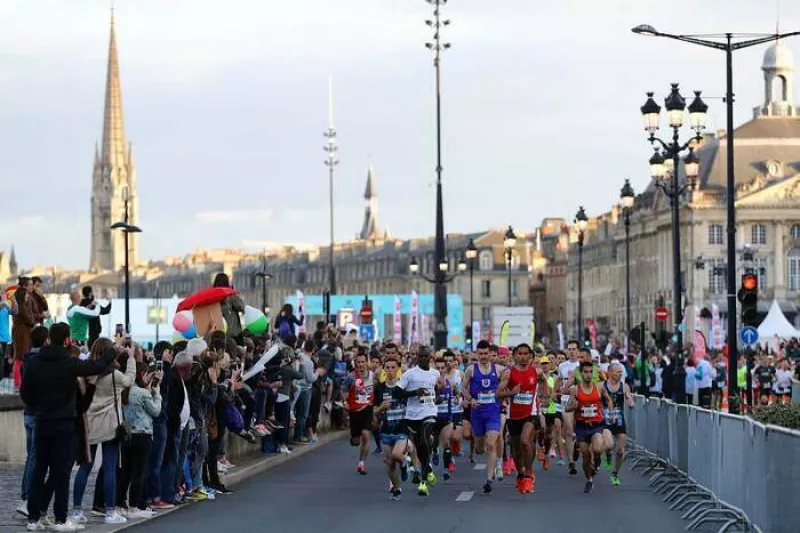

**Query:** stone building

left=90, top=11, right=139, bottom=272
left=566, top=41, right=800, bottom=342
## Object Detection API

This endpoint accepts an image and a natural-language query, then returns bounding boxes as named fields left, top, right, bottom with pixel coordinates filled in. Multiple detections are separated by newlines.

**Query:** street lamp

left=465, top=238, right=477, bottom=346
left=110, top=189, right=142, bottom=334
left=409, top=249, right=465, bottom=347
left=620, top=179, right=635, bottom=354
left=424, top=0, right=452, bottom=350
left=632, top=25, right=800, bottom=412
left=324, top=77, right=338, bottom=296
left=255, top=252, right=273, bottom=317
left=639, top=84, right=707, bottom=404
left=575, top=206, right=588, bottom=343
left=504, top=226, right=516, bottom=306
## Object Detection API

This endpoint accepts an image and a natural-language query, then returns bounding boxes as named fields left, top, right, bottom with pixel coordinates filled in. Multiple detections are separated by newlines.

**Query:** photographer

left=274, top=336, right=303, bottom=454
left=185, top=339, right=217, bottom=501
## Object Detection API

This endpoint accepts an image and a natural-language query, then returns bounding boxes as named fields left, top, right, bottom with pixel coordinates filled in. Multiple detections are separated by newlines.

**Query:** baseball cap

left=538, top=356, right=550, bottom=364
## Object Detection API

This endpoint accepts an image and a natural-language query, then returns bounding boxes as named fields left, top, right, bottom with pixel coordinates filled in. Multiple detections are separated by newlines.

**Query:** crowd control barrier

left=625, top=395, right=800, bottom=533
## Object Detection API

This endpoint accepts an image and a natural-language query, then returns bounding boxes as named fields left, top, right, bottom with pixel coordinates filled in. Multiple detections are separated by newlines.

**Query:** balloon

left=172, top=310, right=193, bottom=333
left=244, top=305, right=268, bottom=335
left=171, top=331, right=186, bottom=344
left=181, top=322, right=197, bottom=339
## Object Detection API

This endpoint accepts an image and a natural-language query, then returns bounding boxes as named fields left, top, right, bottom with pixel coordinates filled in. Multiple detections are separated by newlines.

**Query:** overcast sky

left=1, top=0, right=798, bottom=270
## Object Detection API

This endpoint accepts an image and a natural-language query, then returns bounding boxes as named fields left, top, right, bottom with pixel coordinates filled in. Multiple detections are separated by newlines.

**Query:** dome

left=762, top=41, right=794, bottom=71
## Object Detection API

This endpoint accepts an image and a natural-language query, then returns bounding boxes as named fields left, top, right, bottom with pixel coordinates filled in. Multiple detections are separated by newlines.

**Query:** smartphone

left=115, top=324, right=124, bottom=336
left=156, top=361, right=163, bottom=371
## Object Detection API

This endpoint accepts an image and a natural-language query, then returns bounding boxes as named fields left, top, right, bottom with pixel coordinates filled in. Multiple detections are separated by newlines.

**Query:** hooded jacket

left=20, top=344, right=115, bottom=422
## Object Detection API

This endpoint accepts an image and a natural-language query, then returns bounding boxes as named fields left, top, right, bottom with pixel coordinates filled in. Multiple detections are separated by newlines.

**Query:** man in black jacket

left=20, top=322, right=115, bottom=530
left=80, top=285, right=111, bottom=348
left=159, top=349, right=193, bottom=505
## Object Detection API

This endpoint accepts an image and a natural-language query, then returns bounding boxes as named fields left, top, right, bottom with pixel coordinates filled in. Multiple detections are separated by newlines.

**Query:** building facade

left=566, top=41, right=800, bottom=343
left=90, top=11, right=139, bottom=272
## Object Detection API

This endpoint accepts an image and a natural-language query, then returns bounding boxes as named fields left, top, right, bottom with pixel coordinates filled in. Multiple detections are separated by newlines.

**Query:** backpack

left=278, top=319, right=292, bottom=339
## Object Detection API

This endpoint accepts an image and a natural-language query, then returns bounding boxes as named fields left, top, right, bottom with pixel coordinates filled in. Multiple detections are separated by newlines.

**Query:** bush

left=751, top=403, right=800, bottom=430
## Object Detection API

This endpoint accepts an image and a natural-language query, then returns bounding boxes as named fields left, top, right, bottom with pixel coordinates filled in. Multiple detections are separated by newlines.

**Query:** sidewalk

left=0, top=430, right=346, bottom=533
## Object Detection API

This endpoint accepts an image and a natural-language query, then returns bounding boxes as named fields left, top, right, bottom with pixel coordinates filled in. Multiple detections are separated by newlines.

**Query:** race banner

left=392, top=295, right=402, bottom=343
left=409, top=291, right=419, bottom=345
left=711, top=303, right=722, bottom=350
left=296, top=290, right=306, bottom=334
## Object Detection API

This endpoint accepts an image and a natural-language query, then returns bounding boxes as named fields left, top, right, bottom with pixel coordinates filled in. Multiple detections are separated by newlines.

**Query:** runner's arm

left=462, top=366, right=474, bottom=404
left=565, top=385, right=578, bottom=412
left=600, top=385, right=615, bottom=413
left=624, top=382, right=635, bottom=408
left=497, top=368, right=515, bottom=398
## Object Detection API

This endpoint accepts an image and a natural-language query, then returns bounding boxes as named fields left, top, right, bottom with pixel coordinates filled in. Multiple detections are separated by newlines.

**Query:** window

left=755, top=258, right=767, bottom=291
left=511, top=279, right=519, bottom=297
left=788, top=250, right=800, bottom=291
left=479, top=251, right=493, bottom=271
left=791, top=224, right=800, bottom=239
left=708, top=258, right=726, bottom=294
left=480, top=280, right=491, bottom=298
left=751, top=224, right=767, bottom=245
left=481, top=306, right=491, bottom=323
left=708, top=224, right=723, bottom=245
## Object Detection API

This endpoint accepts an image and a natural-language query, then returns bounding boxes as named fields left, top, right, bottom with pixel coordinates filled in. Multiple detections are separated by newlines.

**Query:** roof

left=762, top=41, right=794, bottom=71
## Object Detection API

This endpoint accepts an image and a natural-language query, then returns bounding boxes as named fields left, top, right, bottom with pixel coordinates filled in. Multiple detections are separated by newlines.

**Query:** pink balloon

left=172, top=310, right=193, bottom=332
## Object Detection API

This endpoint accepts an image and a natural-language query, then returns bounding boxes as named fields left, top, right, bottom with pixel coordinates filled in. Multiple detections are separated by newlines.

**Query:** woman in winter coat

left=212, top=273, right=245, bottom=343
left=71, top=338, right=136, bottom=525
left=273, top=304, right=304, bottom=340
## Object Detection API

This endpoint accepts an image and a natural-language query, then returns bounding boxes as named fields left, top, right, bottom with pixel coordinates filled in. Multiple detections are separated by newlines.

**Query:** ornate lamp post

left=639, top=84, right=707, bottom=404
left=504, top=226, right=516, bottom=306
left=620, top=179, right=635, bottom=352
left=110, top=188, right=142, bottom=334
left=575, top=207, right=588, bottom=343
left=465, top=238, right=477, bottom=343
left=409, top=252, right=466, bottom=348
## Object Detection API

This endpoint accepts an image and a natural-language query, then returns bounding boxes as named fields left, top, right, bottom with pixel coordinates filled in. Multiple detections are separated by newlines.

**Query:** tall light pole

left=111, top=188, right=142, bottom=334
left=465, top=237, right=477, bottom=346
left=255, top=252, right=273, bottom=318
left=504, top=226, right=516, bottom=306
left=424, top=0, right=451, bottom=349
left=409, top=253, right=466, bottom=348
left=631, top=25, right=800, bottom=412
left=153, top=281, right=161, bottom=343
left=575, top=207, right=588, bottom=343
left=620, top=179, right=635, bottom=353
left=639, top=85, right=706, bottom=404
left=324, top=77, right=338, bottom=295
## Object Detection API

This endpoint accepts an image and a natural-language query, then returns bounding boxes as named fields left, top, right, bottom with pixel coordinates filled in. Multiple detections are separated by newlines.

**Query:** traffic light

left=583, top=328, right=591, bottom=347
left=738, top=273, right=758, bottom=326
left=465, top=325, right=473, bottom=348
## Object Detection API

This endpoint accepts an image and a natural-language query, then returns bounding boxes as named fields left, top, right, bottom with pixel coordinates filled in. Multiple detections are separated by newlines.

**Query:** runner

left=558, top=340, right=581, bottom=475
left=493, top=345, right=512, bottom=481
left=498, top=343, right=549, bottom=494
left=434, top=350, right=464, bottom=480
left=566, top=361, right=615, bottom=493
left=540, top=354, right=563, bottom=468
left=373, top=355, right=409, bottom=501
left=342, top=352, right=375, bottom=475
left=464, top=340, right=506, bottom=494
left=601, top=362, right=634, bottom=486
left=395, top=347, right=440, bottom=497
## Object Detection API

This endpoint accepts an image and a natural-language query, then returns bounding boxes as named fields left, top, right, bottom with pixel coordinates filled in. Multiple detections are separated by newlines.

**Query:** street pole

left=469, top=262, right=474, bottom=327
left=506, top=250, right=512, bottom=306
left=261, top=254, right=268, bottom=314
left=324, top=77, right=338, bottom=296
left=631, top=24, right=800, bottom=412
left=425, top=0, right=451, bottom=350
left=154, top=282, right=161, bottom=343
left=669, top=130, right=686, bottom=405
left=577, top=233, right=584, bottom=343
left=625, top=212, right=632, bottom=353
left=123, top=195, right=131, bottom=334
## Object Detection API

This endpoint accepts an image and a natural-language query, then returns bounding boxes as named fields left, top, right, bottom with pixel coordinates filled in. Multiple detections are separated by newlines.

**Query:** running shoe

left=469, top=455, right=475, bottom=465
left=52, top=520, right=85, bottom=532
left=482, top=481, right=493, bottom=494
left=400, top=461, right=409, bottom=483
left=603, top=457, right=613, bottom=472
left=557, top=457, right=567, bottom=467
left=426, top=471, right=437, bottom=486
left=104, top=511, right=128, bottom=525
left=391, top=488, right=403, bottom=501
left=568, top=462, right=578, bottom=475
left=542, top=456, right=550, bottom=471
left=70, top=511, right=88, bottom=525
left=16, top=501, right=29, bottom=518
left=536, top=447, right=545, bottom=463
left=447, top=460, right=456, bottom=473
left=611, top=474, right=621, bottom=486
left=27, top=521, right=46, bottom=532
left=583, top=480, right=594, bottom=493
left=417, top=481, right=429, bottom=496
left=442, top=470, right=450, bottom=481
left=502, top=458, right=513, bottom=477
left=572, top=447, right=580, bottom=462
left=522, top=476, right=535, bottom=494
left=186, top=488, right=208, bottom=501
left=495, top=465, right=504, bottom=481
left=515, top=476, right=525, bottom=493
left=550, top=448, right=557, bottom=458
left=373, top=447, right=382, bottom=455
left=411, top=470, right=421, bottom=485
left=432, top=453, right=440, bottom=467
left=357, top=463, right=367, bottom=475
left=151, top=501, right=175, bottom=510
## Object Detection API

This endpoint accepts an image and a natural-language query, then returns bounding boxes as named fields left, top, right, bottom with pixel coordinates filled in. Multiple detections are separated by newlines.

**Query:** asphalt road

left=122, top=439, right=696, bottom=533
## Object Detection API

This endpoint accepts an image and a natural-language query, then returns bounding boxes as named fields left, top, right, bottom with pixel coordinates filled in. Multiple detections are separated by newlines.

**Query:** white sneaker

left=70, top=511, right=88, bottom=525
left=104, top=511, right=128, bottom=525
left=216, top=461, right=229, bottom=473
left=126, top=508, right=155, bottom=519
left=278, top=445, right=291, bottom=454
left=53, top=519, right=85, bottom=532
left=17, top=500, right=29, bottom=517
left=26, top=521, right=46, bottom=532
left=40, top=517, right=55, bottom=528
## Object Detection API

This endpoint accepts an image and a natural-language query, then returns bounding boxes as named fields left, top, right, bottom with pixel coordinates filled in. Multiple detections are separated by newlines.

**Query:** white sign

left=492, top=306, right=534, bottom=347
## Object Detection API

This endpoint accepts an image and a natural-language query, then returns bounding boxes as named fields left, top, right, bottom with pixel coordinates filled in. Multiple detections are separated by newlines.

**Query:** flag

left=296, top=290, right=306, bottom=334
left=557, top=321, right=565, bottom=350
left=409, top=291, right=419, bottom=345
left=711, top=303, right=721, bottom=350
left=392, top=295, right=402, bottom=343
left=499, top=320, right=510, bottom=348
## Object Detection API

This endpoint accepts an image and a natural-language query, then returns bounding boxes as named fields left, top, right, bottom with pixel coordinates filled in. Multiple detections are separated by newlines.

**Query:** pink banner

left=711, top=303, right=721, bottom=350
left=694, top=330, right=707, bottom=361
left=392, top=295, right=402, bottom=343
left=587, top=319, right=598, bottom=349
left=409, top=291, right=419, bottom=345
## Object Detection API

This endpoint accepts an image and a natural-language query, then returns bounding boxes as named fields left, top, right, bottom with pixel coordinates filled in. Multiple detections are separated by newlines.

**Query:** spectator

left=72, top=338, right=136, bottom=525
left=184, top=338, right=217, bottom=501
left=213, top=274, right=245, bottom=344
left=274, top=304, right=304, bottom=340
left=274, top=336, right=302, bottom=454
left=12, top=276, right=35, bottom=389
left=119, top=361, right=162, bottom=518
left=147, top=341, right=174, bottom=510
left=66, top=291, right=100, bottom=348
left=160, top=348, right=193, bottom=506
left=294, top=340, right=324, bottom=444
left=80, top=286, right=111, bottom=348
left=0, top=292, right=10, bottom=380
left=29, top=277, right=49, bottom=325
left=20, top=322, right=114, bottom=531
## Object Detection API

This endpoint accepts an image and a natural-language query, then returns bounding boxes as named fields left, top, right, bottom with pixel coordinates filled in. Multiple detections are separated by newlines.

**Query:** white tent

left=757, top=300, right=799, bottom=340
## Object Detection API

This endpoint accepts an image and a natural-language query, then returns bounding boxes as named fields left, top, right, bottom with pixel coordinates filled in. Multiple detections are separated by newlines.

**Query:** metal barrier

left=627, top=394, right=800, bottom=533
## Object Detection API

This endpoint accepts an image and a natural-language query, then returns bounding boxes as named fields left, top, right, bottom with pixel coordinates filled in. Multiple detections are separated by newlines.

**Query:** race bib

left=580, top=405, right=598, bottom=418
left=386, top=408, right=404, bottom=422
left=477, top=392, right=496, bottom=405
left=513, top=392, right=534, bottom=405
left=335, top=362, right=347, bottom=377
left=560, top=395, right=571, bottom=406
left=356, top=394, right=369, bottom=405
left=420, top=394, right=436, bottom=406
left=437, top=402, right=450, bottom=414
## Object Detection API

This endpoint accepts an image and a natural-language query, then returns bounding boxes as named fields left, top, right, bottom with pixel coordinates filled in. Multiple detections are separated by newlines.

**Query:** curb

left=80, top=430, right=347, bottom=533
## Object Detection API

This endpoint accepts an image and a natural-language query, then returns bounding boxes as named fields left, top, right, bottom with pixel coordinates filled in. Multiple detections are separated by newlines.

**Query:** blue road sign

left=359, top=324, right=376, bottom=342
left=739, top=326, right=759, bottom=346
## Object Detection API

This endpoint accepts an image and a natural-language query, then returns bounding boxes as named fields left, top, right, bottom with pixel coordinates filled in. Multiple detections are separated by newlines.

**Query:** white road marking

left=456, top=491, right=474, bottom=502
left=474, top=463, right=486, bottom=470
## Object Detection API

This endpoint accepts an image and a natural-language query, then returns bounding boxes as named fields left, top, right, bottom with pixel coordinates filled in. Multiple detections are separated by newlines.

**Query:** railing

left=625, top=395, right=800, bottom=533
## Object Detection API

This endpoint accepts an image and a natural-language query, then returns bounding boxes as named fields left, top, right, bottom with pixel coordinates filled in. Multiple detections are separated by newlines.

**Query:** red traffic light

left=742, top=274, right=757, bottom=291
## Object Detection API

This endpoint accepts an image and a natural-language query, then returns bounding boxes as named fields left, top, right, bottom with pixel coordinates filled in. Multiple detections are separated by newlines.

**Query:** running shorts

left=507, top=417, right=540, bottom=437
left=544, top=412, right=562, bottom=427
left=434, top=415, right=463, bottom=435
left=381, top=433, right=408, bottom=447
left=609, top=424, right=627, bottom=436
left=575, top=421, right=605, bottom=443
left=471, top=409, right=501, bottom=437
left=349, top=407, right=374, bottom=442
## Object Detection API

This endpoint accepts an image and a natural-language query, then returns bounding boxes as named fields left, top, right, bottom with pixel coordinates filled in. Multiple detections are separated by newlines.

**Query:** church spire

left=359, top=165, right=382, bottom=240
left=102, top=8, right=126, bottom=167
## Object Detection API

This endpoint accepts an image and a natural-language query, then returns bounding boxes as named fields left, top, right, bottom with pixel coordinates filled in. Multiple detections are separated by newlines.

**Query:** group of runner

left=340, top=339, right=635, bottom=499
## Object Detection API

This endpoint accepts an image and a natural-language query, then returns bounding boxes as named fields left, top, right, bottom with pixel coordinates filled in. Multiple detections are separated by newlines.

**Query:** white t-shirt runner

left=397, top=366, right=440, bottom=421
left=558, top=360, right=580, bottom=405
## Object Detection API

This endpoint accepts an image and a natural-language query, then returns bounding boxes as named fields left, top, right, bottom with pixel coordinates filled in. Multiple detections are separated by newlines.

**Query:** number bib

left=420, top=394, right=436, bottom=407
left=580, top=405, right=598, bottom=419
left=513, top=392, right=534, bottom=405
left=386, top=408, right=404, bottom=422
left=477, top=392, right=496, bottom=405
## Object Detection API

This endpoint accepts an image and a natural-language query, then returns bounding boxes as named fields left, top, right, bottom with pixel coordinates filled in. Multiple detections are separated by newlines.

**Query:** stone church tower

left=90, top=10, right=138, bottom=272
